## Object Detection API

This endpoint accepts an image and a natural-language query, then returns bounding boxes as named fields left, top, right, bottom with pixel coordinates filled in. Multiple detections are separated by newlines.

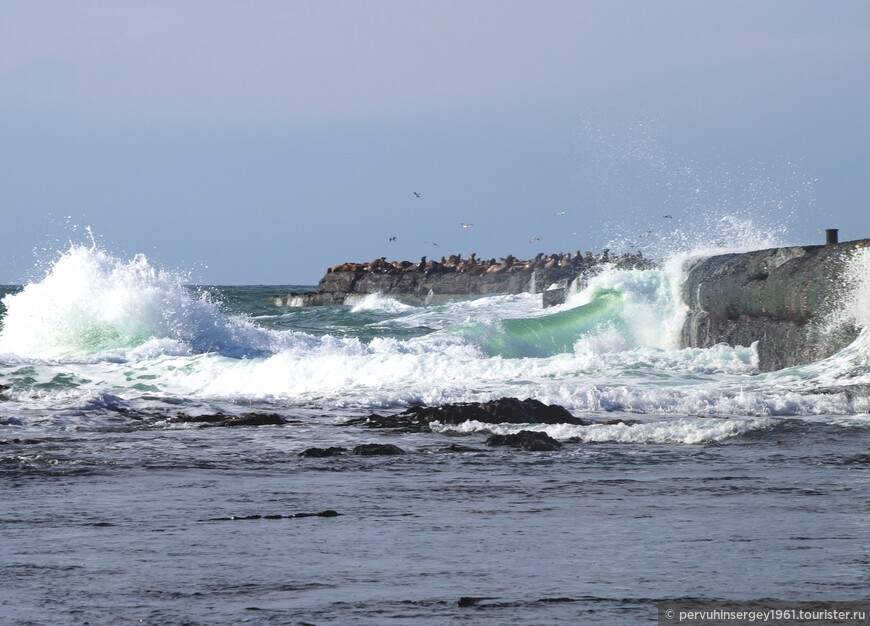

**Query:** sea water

left=1, top=235, right=868, bottom=625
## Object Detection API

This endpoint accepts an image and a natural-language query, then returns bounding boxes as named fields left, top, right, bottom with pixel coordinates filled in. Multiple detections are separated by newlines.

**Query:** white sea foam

left=349, top=293, right=414, bottom=313
left=430, top=416, right=775, bottom=445
left=560, top=254, right=690, bottom=352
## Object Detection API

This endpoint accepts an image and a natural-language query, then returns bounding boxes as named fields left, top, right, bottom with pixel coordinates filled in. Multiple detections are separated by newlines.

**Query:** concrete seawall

left=680, top=239, right=869, bottom=372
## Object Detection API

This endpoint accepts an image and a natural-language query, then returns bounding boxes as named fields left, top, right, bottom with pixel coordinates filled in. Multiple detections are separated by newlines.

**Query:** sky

left=1, top=1, right=869, bottom=284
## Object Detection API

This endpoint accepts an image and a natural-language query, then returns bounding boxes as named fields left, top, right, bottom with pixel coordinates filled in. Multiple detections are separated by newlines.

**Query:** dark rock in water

left=485, top=430, right=562, bottom=451
left=172, top=412, right=285, bottom=428
left=441, top=443, right=484, bottom=453
left=173, top=414, right=228, bottom=424
left=542, top=287, right=567, bottom=308
left=299, top=446, right=347, bottom=457
left=0, top=438, right=41, bottom=445
left=347, top=397, right=588, bottom=432
left=346, top=411, right=431, bottom=432
left=208, top=510, right=340, bottom=521
left=299, top=509, right=340, bottom=518
left=213, top=413, right=285, bottom=428
left=416, top=397, right=584, bottom=426
left=352, top=443, right=405, bottom=456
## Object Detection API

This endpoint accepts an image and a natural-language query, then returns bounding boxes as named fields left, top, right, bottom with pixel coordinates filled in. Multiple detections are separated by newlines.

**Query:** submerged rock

left=485, top=430, right=562, bottom=451
left=346, top=411, right=429, bottom=432
left=208, top=510, right=340, bottom=521
left=347, top=397, right=588, bottom=432
left=440, top=443, right=484, bottom=453
left=299, top=446, right=347, bottom=458
left=352, top=443, right=405, bottom=456
left=171, top=412, right=285, bottom=428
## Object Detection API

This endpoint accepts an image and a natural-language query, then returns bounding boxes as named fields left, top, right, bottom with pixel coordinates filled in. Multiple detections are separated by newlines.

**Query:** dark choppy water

left=1, top=244, right=868, bottom=624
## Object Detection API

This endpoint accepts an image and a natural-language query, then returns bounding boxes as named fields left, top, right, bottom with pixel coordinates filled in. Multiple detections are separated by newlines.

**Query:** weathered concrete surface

left=680, top=239, right=869, bottom=372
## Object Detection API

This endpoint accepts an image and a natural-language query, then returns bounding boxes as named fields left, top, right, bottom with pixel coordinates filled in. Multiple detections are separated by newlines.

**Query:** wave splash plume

left=0, top=244, right=275, bottom=360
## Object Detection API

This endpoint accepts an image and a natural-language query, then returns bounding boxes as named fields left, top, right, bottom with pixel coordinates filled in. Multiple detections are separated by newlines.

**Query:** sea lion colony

left=326, top=250, right=648, bottom=276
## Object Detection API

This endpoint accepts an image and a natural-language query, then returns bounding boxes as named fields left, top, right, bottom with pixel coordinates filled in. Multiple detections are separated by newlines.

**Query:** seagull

left=413, top=191, right=421, bottom=198
left=389, top=236, right=397, bottom=242
left=425, top=241, right=439, bottom=247
left=460, top=223, right=474, bottom=229
left=639, top=230, right=652, bottom=238
left=662, top=214, right=672, bottom=219
left=529, top=235, right=541, bottom=243
left=553, top=211, right=567, bottom=216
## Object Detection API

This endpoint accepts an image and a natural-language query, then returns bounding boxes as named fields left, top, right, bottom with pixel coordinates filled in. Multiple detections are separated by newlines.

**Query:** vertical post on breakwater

left=826, top=228, right=839, bottom=244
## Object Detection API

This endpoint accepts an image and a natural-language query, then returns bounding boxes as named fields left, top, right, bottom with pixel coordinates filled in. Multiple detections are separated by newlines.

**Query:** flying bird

left=413, top=191, right=421, bottom=198
left=662, top=214, right=672, bottom=219
left=389, top=236, right=397, bottom=242
left=529, top=235, right=541, bottom=243
left=553, top=211, right=567, bottom=216
left=425, top=241, right=439, bottom=247
left=460, top=223, right=474, bottom=229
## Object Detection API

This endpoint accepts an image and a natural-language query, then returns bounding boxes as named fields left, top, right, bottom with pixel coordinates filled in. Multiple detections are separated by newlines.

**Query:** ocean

left=1, top=240, right=868, bottom=625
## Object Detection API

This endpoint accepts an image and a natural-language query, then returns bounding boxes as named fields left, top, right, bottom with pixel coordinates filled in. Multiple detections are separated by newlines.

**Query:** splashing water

left=0, top=221, right=867, bottom=422
left=349, top=293, right=414, bottom=313
left=0, top=245, right=275, bottom=359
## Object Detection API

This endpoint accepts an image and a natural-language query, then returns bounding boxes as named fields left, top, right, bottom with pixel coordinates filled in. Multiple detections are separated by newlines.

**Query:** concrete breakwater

left=680, top=238, right=869, bottom=372
left=271, top=251, right=650, bottom=307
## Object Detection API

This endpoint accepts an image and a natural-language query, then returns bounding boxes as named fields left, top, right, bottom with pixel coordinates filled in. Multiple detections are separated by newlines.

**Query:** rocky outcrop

left=272, top=251, right=652, bottom=306
left=352, top=443, right=406, bottom=456
left=299, top=446, right=347, bottom=457
left=346, top=398, right=591, bottom=432
left=170, top=412, right=285, bottom=427
left=485, top=430, right=562, bottom=451
left=680, top=239, right=868, bottom=372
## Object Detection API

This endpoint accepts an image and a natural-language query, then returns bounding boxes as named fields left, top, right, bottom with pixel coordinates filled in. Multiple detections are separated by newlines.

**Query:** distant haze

left=2, top=1, right=868, bottom=284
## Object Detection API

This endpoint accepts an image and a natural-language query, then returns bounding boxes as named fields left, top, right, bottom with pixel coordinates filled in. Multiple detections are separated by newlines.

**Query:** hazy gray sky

left=2, top=1, right=868, bottom=284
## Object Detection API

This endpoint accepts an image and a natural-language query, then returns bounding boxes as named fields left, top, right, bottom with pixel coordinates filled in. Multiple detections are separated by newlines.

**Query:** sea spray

left=349, top=293, right=414, bottom=313
left=565, top=254, right=692, bottom=352
left=0, top=245, right=276, bottom=359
